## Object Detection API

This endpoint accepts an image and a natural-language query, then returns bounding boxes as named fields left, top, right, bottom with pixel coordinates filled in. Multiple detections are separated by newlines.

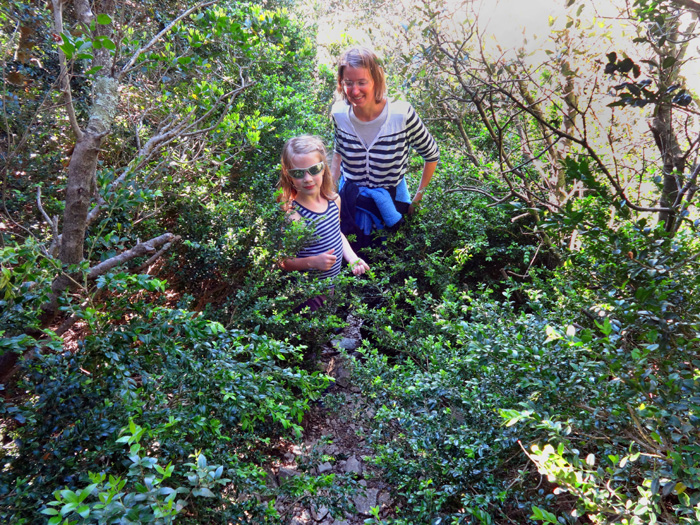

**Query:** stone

left=343, top=455, right=362, bottom=475
left=262, top=468, right=279, bottom=488
left=278, top=467, right=299, bottom=480
left=317, top=461, right=333, bottom=473
left=289, top=509, right=311, bottom=524
left=311, top=505, right=329, bottom=521
left=353, top=487, right=379, bottom=515
left=377, top=490, right=393, bottom=508
left=334, top=337, right=360, bottom=350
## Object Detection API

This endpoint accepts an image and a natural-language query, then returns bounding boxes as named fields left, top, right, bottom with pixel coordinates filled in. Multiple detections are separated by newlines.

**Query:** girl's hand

left=349, top=257, right=369, bottom=276
left=314, top=249, right=337, bottom=271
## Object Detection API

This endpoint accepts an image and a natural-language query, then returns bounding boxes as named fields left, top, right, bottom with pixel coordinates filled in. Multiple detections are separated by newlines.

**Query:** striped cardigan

left=332, top=99, right=439, bottom=189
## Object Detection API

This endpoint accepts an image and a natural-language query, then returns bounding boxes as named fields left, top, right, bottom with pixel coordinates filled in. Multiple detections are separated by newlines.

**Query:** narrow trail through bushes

left=277, top=316, right=397, bottom=524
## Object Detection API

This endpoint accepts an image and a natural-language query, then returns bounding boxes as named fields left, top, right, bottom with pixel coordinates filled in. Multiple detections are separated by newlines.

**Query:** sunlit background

left=312, top=0, right=699, bottom=94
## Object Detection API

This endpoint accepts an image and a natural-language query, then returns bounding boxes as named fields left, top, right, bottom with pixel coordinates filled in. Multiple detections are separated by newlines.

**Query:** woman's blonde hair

left=337, top=46, right=387, bottom=105
left=277, top=135, right=337, bottom=210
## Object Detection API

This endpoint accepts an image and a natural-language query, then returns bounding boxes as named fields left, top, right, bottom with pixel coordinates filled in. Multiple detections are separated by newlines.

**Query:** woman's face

left=341, top=66, right=375, bottom=109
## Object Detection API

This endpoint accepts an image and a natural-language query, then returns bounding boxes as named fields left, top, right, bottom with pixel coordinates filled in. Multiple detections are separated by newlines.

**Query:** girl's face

left=342, top=66, right=375, bottom=110
left=290, top=151, right=324, bottom=201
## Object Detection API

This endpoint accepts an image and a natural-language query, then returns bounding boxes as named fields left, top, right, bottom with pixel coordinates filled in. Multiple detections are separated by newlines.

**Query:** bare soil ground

left=276, top=316, right=397, bottom=525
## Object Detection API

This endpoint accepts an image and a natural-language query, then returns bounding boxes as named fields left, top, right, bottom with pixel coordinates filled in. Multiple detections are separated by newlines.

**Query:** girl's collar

left=293, top=196, right=330, bottom=214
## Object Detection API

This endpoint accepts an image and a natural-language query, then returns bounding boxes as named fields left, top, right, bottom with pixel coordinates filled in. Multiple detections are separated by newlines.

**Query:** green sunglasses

left=288, top=162, right=324, bottom=179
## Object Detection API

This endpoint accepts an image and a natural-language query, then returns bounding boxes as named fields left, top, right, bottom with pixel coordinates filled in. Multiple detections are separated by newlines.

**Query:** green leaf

left=530, top=505, right=558, bottom=523
left=193, top=487, right=215, bottom=498
left=662, top=56, right=677, bottom=69
left=102, top=37, right=116, bottom=51
left=97, top=14, right=112, bottom=25
left=59, top=34, right=76, bottom=60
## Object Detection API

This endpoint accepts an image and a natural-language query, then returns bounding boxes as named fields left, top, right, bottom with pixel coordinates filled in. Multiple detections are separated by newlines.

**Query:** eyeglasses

left=342, top=79, right=370, bottom=88
left=288, top=162, right=325, bottom=179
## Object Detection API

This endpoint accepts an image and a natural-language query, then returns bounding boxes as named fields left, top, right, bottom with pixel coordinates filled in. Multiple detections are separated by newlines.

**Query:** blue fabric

left=338, top=176, right=409, bottom=246
left=349, top=177, right=410, bottom=231
left=354, top=208, right=378, bottom=235
left=358, top=187, right=402, bottom=227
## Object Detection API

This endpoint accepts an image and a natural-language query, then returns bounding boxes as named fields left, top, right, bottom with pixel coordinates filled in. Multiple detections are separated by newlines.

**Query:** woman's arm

left=409, top=160, right=438, bottom=215
left=331, top=151, right=342, bottom=185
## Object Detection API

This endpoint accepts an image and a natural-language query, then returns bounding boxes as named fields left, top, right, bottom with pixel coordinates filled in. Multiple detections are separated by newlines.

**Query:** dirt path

left=274, top=316, right=396, bottom=524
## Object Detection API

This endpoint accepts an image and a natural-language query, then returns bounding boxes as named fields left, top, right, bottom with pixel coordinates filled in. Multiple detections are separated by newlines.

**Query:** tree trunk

left=59, top=76, right=118, bottom=264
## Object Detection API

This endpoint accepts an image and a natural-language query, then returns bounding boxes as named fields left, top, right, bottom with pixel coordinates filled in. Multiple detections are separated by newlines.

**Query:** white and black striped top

left=332, top=99, right=439, bottom=189
left=293, top=199, right=344, bottom=280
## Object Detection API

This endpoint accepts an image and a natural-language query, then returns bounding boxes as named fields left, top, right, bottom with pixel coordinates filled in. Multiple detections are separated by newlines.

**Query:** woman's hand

left=349, top=257, right=370, bottom=275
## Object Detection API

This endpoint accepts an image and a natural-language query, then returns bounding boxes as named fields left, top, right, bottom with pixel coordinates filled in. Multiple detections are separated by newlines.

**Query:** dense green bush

left=345, top=202, right=700, bottom=523
left=0, top=269, right=330, bottom=523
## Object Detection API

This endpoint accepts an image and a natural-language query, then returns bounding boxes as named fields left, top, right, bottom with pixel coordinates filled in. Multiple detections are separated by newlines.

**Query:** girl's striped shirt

left=292, top=199, right=344, bottom=279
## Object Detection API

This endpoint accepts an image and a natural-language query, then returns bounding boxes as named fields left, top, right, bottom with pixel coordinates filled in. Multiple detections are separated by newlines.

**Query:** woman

left=330, top=46, right=439, bottom=248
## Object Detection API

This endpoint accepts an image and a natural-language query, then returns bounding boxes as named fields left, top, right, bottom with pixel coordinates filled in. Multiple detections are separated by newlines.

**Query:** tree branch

left=86, top=233, right=180, bottom=280
left=119, top=1, right=219, bottom=79
left=37, top=187, right=60, bottom=256
left=51, top=0, right=83, bottom=140
left=671, top=0, right=700, bottom=16
left=84, top=84, right=249, bottom=227
left=131, top=240, right=176, bottom=273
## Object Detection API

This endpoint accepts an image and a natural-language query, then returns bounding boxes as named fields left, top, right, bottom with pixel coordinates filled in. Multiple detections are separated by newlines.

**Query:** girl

left=278, top=135, right=369, bottom=283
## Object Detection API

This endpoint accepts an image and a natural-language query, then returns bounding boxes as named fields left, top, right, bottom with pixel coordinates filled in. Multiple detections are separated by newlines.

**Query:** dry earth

left=274, top=316, right=397, bottom=525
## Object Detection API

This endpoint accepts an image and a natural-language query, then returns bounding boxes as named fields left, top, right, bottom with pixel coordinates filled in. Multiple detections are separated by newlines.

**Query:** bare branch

left=670, top=0, right=700, bottom=17
left=131, top=241, right=176, bottom=274
left=445, top=185, right=512, bottom=203
left=85, top=85, right=249, bottom=227
left=87, top=233, right=180, bottom=280
left=37, top=187, right=60, bottom=256
left=119, top=1, right=219, bottom=79
left=51, top=0, right=83, bottom=140
left=181, top=85, right=250, bottom=138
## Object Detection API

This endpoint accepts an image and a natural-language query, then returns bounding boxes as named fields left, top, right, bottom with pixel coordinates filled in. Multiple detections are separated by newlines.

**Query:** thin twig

left=119, top=1, right=219, bottom=79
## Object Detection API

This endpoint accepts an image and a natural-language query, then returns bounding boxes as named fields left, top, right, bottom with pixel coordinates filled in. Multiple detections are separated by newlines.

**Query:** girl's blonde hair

left=277, top=135, right=337, bottom=210
left=336, top=46, right=387, bottom=105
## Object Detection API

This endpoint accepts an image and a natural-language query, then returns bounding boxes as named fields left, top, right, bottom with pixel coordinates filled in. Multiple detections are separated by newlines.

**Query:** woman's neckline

left=351, top=98, right=388, bottom=122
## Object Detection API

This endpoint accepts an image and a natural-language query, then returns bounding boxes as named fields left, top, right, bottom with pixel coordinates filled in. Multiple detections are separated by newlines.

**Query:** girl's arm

left=279, top=210, right=338, bottom=272
left=281, top=250, right=338, bottom=272
left=341, top=233, right=369, bottom=275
